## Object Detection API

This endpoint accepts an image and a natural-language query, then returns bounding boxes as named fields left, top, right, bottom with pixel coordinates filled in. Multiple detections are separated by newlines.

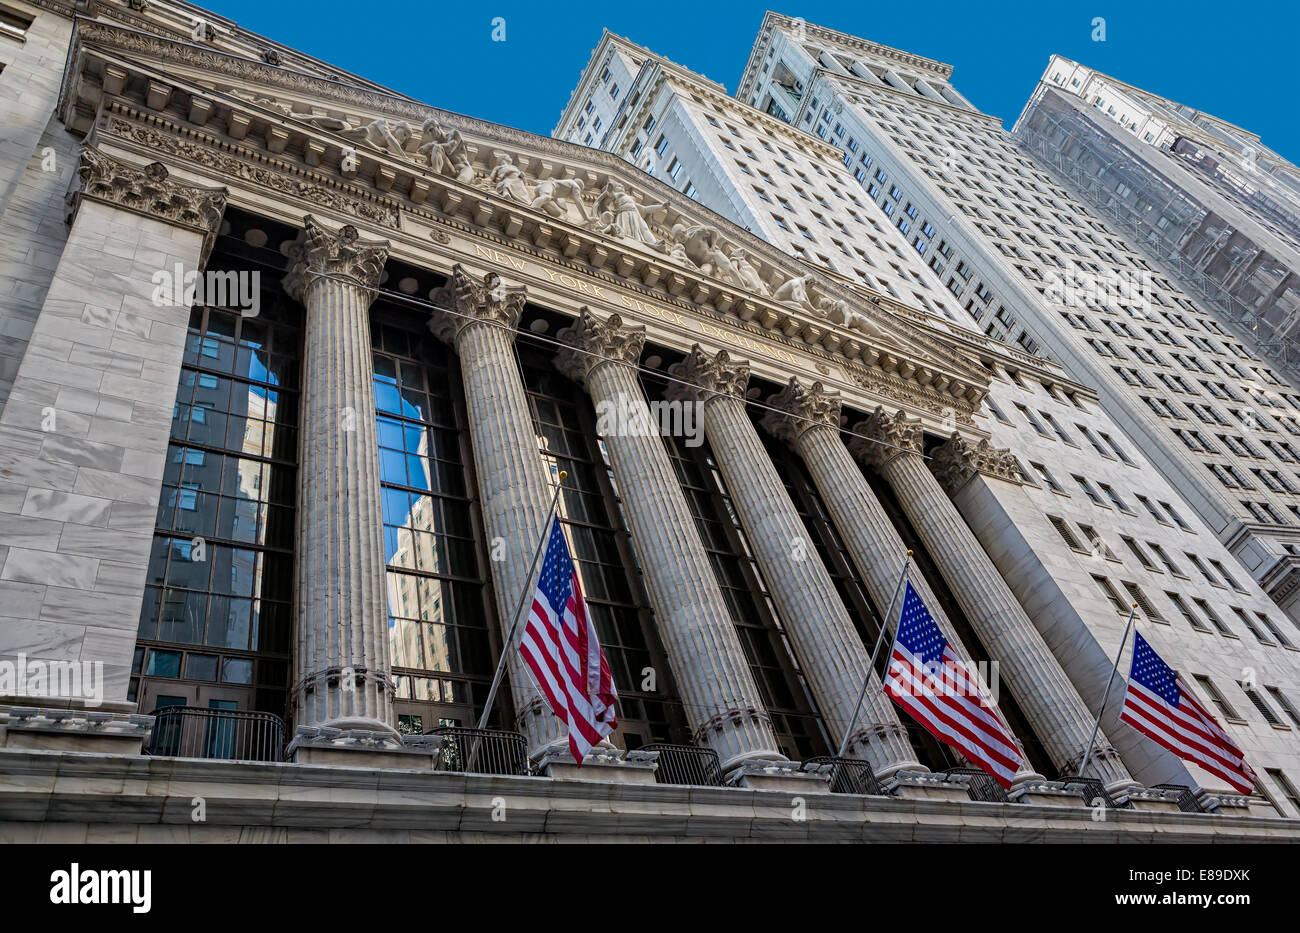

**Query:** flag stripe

left=883, top=581, right=1024, bottom=789
left=1119, top=632, right=1256, bottom=794
left=519, top=518, right=619, bottom=763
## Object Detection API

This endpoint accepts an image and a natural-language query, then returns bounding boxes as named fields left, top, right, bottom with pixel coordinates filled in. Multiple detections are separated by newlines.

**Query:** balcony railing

left=944, top=767, right=1008, bottom=803
left=147, top=706, right=284, bottom=761
left=805, top=756, right=885, bottom=796
left=426, top=726, right=528, bottom=776
left=1058, top=774, right=1129, bottom=809
left=1153, top=783, right=1205, bottom=813
left=641, top=743, right=723, bottom=787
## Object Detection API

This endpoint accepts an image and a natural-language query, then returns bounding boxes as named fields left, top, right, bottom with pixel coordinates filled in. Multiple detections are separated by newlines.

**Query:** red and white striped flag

left=1120, top=632, right=1257, bottom=794
left=884, top=581, right=1024, bottom=789
left=518, top=516, right=618, bottom=763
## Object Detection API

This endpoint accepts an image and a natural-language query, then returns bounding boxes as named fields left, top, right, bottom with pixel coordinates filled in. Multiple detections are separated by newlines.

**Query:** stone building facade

left=0, top=1, right=1298, bottom=841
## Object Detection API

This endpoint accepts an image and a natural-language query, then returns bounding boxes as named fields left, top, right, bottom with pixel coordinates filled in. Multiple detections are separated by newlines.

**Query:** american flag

left=1119, top=632, right=1257, bottom=794
left=518, top=516, right=619, bottom=764
left=884, top=581, right=1023, bottom=789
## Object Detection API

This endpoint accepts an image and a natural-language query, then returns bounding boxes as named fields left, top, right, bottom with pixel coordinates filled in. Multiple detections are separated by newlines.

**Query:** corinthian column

left=763, top=379, right=1025, bottom=773
left=283, top=216, right=394, bottom=732
left=427, top=266, right=563, bottom=754
left=919, top=429, right=1133, bottom=787
left=556, top=311, right=784, bottom=769
left=668, top=347, right=920, bottom=774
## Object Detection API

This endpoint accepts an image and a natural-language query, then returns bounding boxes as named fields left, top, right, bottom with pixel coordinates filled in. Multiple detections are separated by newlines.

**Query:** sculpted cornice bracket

left=665, top=345, right=751, bottom=406
left=73, top=146, right=227, bottom=263
left=761, top=378, right=843, bottom=447
left=850, top=407, right=924, bottom=468
left=555, top=308, right=645, bottom=387
left=427, top=263, right=527, bottom=346
left=930, top=432, right=1025, bottom=495
left=283, top=214, right=389, bottom=305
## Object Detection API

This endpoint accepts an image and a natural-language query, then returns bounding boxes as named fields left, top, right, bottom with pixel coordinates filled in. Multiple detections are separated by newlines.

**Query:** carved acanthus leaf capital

left=74, top=146, right=227, bottom=262
left=760, top=377, right=842, bottom=447
left=282, top=214, right=389, bottom=305
left=555, top=308, right=645, bottom=386
left=930, top=432, right=1025, bottom=494
left=850, top=407, right=924, bottom=468
left=427, top=263, right=526, bottom=345
left=665, top=345, right=750, bottom=406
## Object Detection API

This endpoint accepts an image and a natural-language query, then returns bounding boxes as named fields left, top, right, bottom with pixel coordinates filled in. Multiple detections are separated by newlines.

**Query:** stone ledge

left=884, top=769, right=974, bottom=802
left=286, top=725, right=436, bottom=770
left=1, top=748, right=1298, bottom=842
left=1, top=707, right=153, bottom=755
left=534, top=745, right=660, bottom=784
left=726, top=758, right=831, bottom=793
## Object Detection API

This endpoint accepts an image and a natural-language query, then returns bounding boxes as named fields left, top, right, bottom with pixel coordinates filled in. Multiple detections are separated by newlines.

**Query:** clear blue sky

left=200, top=0, right=1299, bottom=163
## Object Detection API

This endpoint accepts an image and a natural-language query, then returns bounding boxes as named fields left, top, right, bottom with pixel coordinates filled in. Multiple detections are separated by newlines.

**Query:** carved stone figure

left=418, top=118, right=475, bottom=183
left=488, top=153, right=534, bottom=204
left=729, top=248, right=768, bottom=295
left=338, top=118, right=418, bottom=158
left=773, top=273, right=817, bottom=309
left=669, top=223, right=741, bottom=285
left=530, top=176, right=588, bottom=223
left=592, top=181, right=665, bottom=250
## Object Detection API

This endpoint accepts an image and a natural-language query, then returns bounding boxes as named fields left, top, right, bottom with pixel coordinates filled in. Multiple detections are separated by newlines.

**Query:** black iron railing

left=1058, top=775, right=1128, bottom=809
left=1153, top=783, right=1205, bottom=813
left=642, top=743, right=723, bottom=787
left=944, top=766, right=1008, bottom=803
left=147, top=706, right=284, bottom=761
left=427, top=726, right=528, bottom=776
left=805, top=756, right=885, bottom=796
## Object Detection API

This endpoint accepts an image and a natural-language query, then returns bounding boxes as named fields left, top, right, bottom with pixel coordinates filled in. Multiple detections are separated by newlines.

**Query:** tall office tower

left=720, top=12, right=1300, bottom=626
left=1015, top=56, right=1300, bottom=379
left=555, top=27, right=1300, bottom=808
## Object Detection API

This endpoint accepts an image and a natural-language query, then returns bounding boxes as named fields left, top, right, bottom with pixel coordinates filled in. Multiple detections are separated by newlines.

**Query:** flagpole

left=473, top=470, right=568, bottom=735
left=1078, top=602, right=1138, bottom=779
left=835, top=550, right=911, bottom=760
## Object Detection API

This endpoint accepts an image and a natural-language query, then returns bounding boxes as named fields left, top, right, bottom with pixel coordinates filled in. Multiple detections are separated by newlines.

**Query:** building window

left=374, top=309, right=495, bottom=731
left=136, top=215, right=300, bottom=717
left=1191, top=675, right=1241, bottom=721
left=0, top=5, right=34, bottom=42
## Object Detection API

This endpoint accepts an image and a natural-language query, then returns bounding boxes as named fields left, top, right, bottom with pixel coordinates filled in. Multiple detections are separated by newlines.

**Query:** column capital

left=555, top=307, right=645, bottom=387
left=761, top=377, right=842, bottom=446
left=850, top=407, right=924, bottom=468
left=428, top=263, right=527, bottom=345
left=283, top=214, right=389, bottom=305
left=665, top=344, right=750, bottom=405
left=73, top=146, right=227, bottom=263
left=929, top=432, right=1025, bottom=494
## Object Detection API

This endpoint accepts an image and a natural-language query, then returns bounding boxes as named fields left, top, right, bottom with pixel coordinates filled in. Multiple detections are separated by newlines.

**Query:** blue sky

left=200, top=0, right=1298, bottom=162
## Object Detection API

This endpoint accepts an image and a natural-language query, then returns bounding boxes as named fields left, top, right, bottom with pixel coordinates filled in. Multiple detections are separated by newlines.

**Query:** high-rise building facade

left=0, top=1, right=1297, bottom=842
left=716, top=14, right=1300, bottom=632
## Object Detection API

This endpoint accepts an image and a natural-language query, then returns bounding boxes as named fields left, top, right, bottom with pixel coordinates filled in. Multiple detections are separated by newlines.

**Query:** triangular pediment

left=61, top=14, right=993, bottom=417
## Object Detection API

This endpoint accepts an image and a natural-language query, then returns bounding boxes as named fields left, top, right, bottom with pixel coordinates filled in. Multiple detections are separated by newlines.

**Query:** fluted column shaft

left=912, top=429, right=1133, bottom=785
left=558, top=312, right=783, bottom=769
left=765, top=380, right=1030, bottom=775
left=671, top=349, right=920, bottom=773
left=428, top=267, right=563, bottom=754
left=284, top=217, right=393, bottom=730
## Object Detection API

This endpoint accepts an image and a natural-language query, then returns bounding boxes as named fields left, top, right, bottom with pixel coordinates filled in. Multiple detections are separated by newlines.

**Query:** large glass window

left=134, top=213, right=300, bottom=717
left=372, top=312, right=494, bottom=735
